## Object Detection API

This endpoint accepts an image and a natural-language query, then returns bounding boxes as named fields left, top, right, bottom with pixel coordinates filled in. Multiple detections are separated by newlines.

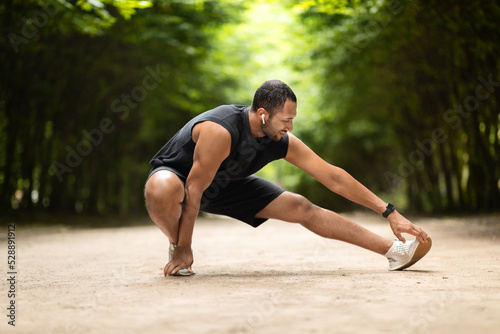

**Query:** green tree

left=0, top=0, right=242, bottom=216
left=295, top=0, right=500, bottom=213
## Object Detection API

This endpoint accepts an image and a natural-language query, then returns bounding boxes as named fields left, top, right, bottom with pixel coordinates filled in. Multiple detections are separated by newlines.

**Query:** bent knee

left=145, top=171, right=185, bottom=204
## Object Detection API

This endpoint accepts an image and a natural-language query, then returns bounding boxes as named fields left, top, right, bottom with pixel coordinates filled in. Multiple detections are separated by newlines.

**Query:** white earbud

left=261, top=114, right=265, bottom=124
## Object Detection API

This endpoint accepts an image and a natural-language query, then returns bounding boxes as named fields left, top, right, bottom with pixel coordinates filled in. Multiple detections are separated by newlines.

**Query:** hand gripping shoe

left=169, top=242, right=194, bottom=276
left=385, top=237, right=432, bottom=271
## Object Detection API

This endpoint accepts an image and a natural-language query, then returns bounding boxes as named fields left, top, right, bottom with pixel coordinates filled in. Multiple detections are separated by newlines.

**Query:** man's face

left=262, top=99, right=297, bottom=142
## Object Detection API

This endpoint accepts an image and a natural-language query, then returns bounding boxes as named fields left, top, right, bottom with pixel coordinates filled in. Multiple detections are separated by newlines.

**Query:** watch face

left=383, top=203, right=395, bottom=217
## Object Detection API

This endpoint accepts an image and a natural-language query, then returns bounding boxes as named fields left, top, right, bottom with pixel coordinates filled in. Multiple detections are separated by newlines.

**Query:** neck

left=248, top=110, right=265, bottom=138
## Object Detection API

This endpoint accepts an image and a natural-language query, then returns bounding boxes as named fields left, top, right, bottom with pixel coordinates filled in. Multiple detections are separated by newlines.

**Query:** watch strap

left=382, top=203, right=395, bottom=218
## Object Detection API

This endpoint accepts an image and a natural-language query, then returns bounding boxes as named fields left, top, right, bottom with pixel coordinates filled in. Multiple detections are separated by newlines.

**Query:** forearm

left=176, top=187, right=201, bottom=247
left=328, top=167, right=386, bottom=214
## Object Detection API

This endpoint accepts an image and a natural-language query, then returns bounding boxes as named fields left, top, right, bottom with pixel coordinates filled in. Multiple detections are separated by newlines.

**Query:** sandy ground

left=1, top=212, right=500, bottom=334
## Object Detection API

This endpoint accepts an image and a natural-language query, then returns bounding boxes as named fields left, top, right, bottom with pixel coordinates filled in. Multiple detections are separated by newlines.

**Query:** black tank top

left=149, top=105, right=289, bottom=180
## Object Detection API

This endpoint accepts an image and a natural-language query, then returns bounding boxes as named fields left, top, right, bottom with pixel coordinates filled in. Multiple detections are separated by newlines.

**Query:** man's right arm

left=164, top=121, right=231, bottom=276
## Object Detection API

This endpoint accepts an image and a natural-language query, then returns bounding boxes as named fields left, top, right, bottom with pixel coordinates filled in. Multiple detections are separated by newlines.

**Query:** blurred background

left=1, top=0, right=499, bottom=224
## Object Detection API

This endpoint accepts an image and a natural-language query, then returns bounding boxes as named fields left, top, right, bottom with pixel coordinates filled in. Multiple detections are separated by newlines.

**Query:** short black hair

left=250, top=80, right=297, bottom=117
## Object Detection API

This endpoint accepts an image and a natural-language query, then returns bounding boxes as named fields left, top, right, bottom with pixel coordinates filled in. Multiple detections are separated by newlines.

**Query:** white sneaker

left=168, top=242, right=194, bottom=276
left=385, top=237, right=432, bottom=271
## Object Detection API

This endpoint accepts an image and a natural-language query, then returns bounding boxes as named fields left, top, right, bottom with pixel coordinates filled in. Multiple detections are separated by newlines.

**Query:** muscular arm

left=285, top=134, right=386, bottom=212
left=165, top=121, right=230, bottom=275
left=178, top=122, right=230, bottom=246
left=285, top=133, right=429, bottom=243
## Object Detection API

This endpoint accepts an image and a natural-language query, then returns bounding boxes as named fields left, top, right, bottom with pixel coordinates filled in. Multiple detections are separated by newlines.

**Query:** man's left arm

left=284, top=133, right=429, bottom=243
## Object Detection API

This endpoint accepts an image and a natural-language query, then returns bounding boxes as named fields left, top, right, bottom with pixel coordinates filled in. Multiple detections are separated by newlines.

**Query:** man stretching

left=145, top=80, right=431, bottom=276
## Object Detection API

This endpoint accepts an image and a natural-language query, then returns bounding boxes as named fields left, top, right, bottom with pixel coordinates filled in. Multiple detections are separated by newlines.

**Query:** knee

left=289, top=194, right=316, bottom=224
left=145, top=172, right=184, bottom=205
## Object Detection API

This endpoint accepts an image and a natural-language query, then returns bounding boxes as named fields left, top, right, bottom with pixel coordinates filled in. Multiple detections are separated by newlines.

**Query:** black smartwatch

left=382, top=203, right=395, bottom=218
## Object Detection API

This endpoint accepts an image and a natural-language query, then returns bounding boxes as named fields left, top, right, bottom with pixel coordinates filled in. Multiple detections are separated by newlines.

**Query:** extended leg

left=256, top=191, right=393, bottom=255
left=144, top=170, right=185, bottom=245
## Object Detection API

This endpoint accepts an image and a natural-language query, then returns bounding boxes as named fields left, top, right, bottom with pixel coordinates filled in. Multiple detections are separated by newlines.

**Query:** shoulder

left=192, top=121, right=231, bottom=144
left=197, top=105, right=245, bottom=147
left=205, top=105, right=245, bottom=119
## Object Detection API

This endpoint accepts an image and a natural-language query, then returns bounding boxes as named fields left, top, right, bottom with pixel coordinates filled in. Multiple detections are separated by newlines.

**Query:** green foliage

left=1, top=0, right=499, bottom=218
left=0, top=0, right=242, bottom=215
left=295, top=0, right=500, bottom=212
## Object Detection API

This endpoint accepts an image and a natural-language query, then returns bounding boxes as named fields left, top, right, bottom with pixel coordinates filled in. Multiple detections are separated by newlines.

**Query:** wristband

left=382, top=203, right=395, bottom=218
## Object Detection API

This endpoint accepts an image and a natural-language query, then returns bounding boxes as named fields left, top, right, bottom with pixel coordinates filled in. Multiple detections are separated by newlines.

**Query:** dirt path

left=1, top=213, right=499, bottom=334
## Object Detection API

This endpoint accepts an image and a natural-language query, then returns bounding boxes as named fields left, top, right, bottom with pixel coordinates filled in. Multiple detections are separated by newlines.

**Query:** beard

left=261, top=122, right=282, bottom=142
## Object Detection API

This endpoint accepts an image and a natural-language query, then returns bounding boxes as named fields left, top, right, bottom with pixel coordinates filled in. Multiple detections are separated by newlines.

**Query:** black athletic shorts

left=147, top=166, right=285, bottom=227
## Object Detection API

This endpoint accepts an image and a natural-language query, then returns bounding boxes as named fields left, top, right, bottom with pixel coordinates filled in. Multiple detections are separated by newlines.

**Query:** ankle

left=383, top=239, right=395, bottom=256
